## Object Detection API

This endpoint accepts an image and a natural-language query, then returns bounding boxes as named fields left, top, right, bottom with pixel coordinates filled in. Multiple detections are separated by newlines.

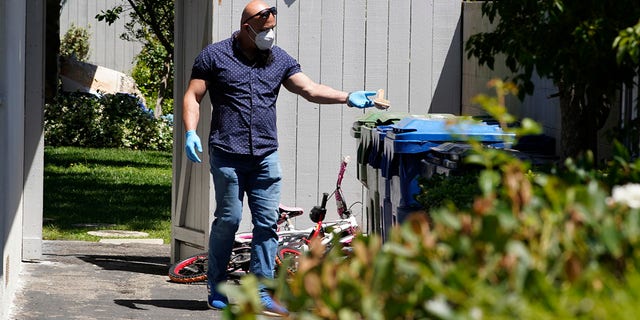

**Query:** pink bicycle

left=168, top=204, right=306, bottom=283
left=276, top=156, right=360, bottom=275
left=168, top=156, right=360, bottom=283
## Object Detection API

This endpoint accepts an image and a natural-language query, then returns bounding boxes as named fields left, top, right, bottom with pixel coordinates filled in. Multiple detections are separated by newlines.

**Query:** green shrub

left=416, top=171, right=481, bottom=212
left=60, top=24, right=91, bottom=62
left=222, top=80, right=640, bottom=319
left=44, top=91, right=172, bottom=151
left=131, top=39, right=174, bottom=116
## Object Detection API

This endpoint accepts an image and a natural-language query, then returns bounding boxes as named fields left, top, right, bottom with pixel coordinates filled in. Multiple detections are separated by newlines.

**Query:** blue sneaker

left=207, top=281, right=229, bottom=310
left=207, top=291, right=229, bottom=310
left=260, top=292, right=289, bottom=317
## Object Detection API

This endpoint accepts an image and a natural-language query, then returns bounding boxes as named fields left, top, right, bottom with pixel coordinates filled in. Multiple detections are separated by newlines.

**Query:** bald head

left=241, top=0, right=271, bottom=26
left=237, top=0, right=277, bottom=54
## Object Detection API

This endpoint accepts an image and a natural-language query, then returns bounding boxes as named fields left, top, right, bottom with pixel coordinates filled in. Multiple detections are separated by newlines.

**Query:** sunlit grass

left=44, top=146, right=172, bottom=243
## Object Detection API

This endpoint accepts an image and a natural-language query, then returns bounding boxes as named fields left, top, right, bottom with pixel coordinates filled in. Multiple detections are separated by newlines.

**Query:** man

left=182, top=0, right=382, bottom=315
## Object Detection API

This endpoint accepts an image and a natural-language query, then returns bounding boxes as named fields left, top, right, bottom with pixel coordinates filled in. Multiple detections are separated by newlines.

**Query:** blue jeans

left=207, top=149, right=281, bottom=292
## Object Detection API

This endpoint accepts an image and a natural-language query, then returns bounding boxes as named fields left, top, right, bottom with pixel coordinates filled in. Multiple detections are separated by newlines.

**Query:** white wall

left=23, top=0, right=46, bottom=262
left=1, top=0, right=45, bottom=316
left=0, top=0, right=27, bottom=317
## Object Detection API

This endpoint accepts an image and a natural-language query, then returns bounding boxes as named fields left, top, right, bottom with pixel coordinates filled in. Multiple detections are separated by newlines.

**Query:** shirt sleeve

left=277, top=47, right=302, bottom=79
left=190, top=46, right=213, bottom=81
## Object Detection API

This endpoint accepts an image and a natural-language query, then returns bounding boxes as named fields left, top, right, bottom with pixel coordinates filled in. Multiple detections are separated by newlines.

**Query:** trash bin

left=351, top=112, right=408, bottom=235
left=351, top=111, right=408, bottom=188
left=368, top=125, right=396, bottom=238
left=351, top=111, right=383, bottom=187
left=374, top=114, right=456, bottom=239
left=382, top=117, right=514, bottom=232
left=420, top=142, right=474, bottom=179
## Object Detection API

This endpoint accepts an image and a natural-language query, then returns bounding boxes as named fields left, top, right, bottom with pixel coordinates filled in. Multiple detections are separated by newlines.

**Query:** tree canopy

left=466, top=1, right=640, bottom=160
left=96, top=0, right=174, bottom=118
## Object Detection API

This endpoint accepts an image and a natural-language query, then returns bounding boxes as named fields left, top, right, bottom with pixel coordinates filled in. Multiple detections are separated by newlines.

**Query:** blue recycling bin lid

left=380, top=117, right=515, bottom=178
left=386, top=117, right=515, bottom=154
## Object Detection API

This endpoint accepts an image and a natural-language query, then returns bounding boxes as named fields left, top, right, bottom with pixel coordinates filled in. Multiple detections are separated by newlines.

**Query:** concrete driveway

left=9, top=240, right=221, bottom=319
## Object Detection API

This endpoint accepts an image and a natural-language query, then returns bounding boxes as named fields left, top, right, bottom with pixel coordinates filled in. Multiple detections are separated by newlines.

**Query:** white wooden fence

left=60, top=0, right=143, bottom=73
left=173, top=0, right=467, bottom=259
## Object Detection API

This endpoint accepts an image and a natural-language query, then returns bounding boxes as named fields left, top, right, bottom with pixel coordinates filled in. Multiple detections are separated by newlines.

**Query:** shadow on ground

left=76, top=254, right=170, bottom=275
left=114, top=299, right=209, bottom=310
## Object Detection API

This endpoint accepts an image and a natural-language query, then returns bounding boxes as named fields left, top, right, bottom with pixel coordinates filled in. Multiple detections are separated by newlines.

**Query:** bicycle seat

left=278, top=204, right=304, bottom=224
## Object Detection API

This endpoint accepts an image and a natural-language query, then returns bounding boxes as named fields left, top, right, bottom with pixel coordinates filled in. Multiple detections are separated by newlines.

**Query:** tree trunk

left=153, top=57, right=172, bottom=119
left=153, top=94, right=163, bottom=119
left=558, top=83, right=590, bottom=160
left=558, top=82, right=614, bottom=161
left=45, top=0, right=61, bottom=104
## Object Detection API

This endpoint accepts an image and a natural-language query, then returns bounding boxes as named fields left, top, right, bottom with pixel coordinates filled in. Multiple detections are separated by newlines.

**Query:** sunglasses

left=242, top=6, right=277, bottom=24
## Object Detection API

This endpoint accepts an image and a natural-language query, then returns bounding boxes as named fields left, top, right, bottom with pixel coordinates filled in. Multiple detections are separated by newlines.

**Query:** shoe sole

left=262, top=309, right=288, bottom=317
left=207, top=302, right=228, bottom=310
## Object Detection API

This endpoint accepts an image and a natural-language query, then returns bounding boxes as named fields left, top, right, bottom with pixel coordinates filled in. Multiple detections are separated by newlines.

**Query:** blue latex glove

left=347, top=91, right=376, bottom=109
left=185, top=130, right=203, bottom=163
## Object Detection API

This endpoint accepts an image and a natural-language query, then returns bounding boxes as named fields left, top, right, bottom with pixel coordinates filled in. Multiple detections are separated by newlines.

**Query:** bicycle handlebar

left=335, top=156, right=350, bottom=218
left=320, top=192, right=329, bottom=209
left=310, top=156, right=352, bottom=223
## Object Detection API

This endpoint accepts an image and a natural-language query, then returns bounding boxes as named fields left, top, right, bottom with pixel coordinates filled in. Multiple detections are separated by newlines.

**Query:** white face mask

left=249, top=25, right=275, bottom=50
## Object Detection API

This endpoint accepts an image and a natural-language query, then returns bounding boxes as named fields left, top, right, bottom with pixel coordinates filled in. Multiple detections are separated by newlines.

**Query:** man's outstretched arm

left=284, top=72, right=377, bottom=109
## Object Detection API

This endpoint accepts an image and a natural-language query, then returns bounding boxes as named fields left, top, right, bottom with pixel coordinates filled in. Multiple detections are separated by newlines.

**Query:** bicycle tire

left=228, top=245, right=251, bottom=273
left=276, top=245, right=303, bottom=276
left=168, top=252, right=208, bottom=283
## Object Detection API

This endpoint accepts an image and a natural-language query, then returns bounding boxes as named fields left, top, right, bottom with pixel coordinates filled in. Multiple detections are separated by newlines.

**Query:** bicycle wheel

left=168, top=252, right=208, bottom=283
left=278, top=232, right=308, bottom=247
left=228, top=245, right=251, bottom=273
left=276, top=245, right=303, bottom=276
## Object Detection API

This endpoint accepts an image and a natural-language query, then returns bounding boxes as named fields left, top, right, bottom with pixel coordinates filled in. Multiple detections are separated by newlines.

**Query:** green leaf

left=601, top=219, right=622, bottom=257
left=478, top=170, right=500, bottom=195
left=433, top=210, right=462, bottom=230
left=95, top=6, right=123, bottom=25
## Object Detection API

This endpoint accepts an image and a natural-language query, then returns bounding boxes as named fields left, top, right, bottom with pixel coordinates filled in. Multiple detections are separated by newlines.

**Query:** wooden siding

left=173, top=0, right=216, bottom=260
left=1, top=0, right=28, bottom=315
left=278, top=0, right=461, bottom=231
left=59, top=0, right=143, bottom=73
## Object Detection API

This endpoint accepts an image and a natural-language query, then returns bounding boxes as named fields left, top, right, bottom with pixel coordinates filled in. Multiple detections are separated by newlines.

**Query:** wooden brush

left=373, top=89, right=390, bottom=109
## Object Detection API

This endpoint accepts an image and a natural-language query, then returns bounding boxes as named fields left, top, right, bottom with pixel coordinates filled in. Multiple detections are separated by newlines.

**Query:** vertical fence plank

left=318, top=0, right=345, bottom=217
left=173, top=0, right=214, bottom=259
left=59, top=0, right=70, bottom=32
left=275, top=0, right=301, bottom=209
left=388, top=0, right=411, bottom=112
left=215, top=0, right=233, bottom=41
left=364, top=0, right=389, bottom=92
left=111, top=2, right=124, bottom=71
left=232, top=0, right=246, bottom=34
left=430, top=0, right=462, bottom=114
left=294, top=1, right=322, bottom=215
left=342, top=0, right=368, bottom=227
left=410, top=0, right=434, bottom=113
left=93, top=0, right=107, bottom=69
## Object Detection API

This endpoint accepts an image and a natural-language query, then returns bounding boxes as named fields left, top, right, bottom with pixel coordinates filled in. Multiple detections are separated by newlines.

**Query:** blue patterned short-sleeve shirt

left=190, top=34, right=301, bottom=156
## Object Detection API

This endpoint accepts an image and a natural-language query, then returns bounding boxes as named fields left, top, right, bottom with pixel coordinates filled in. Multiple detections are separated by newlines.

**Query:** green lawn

left=43, top=146, right=172, bottom=243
